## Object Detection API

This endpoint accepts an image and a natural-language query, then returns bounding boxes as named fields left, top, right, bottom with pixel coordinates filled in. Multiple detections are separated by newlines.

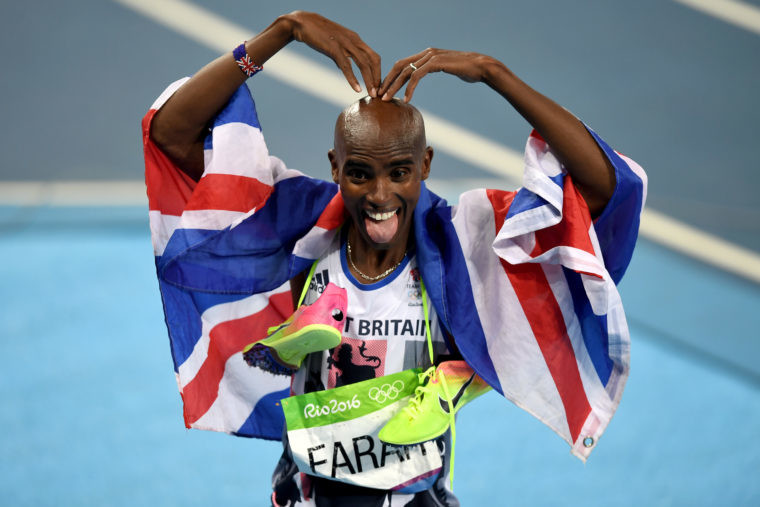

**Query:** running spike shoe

left=243, top=283, right=347, bottom=375
left=378, top=360, right=490, bottom=445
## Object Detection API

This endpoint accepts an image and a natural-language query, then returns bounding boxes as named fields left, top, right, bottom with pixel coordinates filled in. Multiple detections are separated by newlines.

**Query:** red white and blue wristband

left=233, top=42, right=263, bottom=78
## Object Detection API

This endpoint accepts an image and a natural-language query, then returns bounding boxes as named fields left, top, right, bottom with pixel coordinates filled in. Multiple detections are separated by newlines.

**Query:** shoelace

left=401, top=366, right=437, bottom=417
left=265, top=261, right=320, bottom=336
left=419, top=279, right=458, bottom=489
left=401, top=363, right=458, bottom=490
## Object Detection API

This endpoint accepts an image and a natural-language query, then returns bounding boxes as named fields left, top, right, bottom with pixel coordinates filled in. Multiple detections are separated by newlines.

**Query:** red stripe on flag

left=315, top=192, right=347, bottom=230
left=143, top=109, right=197, bottom=216
left=502, top=261, right=591, bottom=441
left=143, top=109, right=272, bottom=216
left=185, top=173, right=272, bottom=213
left=486, top=189, right=591, bottom=442
left=182, top=291, right=293, bottom=426
left=530, top=175, right=596, bottom=261
left=484, top=189, right=517, bottom=219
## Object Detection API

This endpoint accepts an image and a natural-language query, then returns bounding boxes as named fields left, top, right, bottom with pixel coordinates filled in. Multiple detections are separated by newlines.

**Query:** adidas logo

left=309, top=269, right=330, bottom=294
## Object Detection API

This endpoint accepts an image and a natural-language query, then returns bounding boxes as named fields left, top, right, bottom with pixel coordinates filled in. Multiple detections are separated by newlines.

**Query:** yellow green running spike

left=378, top=360, right=491, bottom=445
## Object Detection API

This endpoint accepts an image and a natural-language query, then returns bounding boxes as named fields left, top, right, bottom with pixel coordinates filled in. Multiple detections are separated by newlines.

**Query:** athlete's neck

left=346, top=224, right=411, bottom=283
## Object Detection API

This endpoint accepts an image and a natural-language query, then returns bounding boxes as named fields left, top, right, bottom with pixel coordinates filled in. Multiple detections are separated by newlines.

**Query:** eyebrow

left=344, top=157, right=415, bottom=169
left=344, top=159, right=372, bottom=169
left=388, top=158, right=415, bottom=167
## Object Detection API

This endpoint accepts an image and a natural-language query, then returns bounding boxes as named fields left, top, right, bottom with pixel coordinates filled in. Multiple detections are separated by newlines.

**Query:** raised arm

left=378, top=49, right=616, bottom=216
left=150, top=11, right=382, bottom=182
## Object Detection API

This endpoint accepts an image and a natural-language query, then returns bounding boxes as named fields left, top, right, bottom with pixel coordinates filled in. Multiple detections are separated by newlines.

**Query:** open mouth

left=364, top=209, right=399, bottom=221
left=363, top=208, right=400, bottom=244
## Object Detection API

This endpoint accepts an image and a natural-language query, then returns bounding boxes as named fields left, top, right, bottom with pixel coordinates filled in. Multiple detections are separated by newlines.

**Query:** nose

left=367, top=176, right=392, bottom=206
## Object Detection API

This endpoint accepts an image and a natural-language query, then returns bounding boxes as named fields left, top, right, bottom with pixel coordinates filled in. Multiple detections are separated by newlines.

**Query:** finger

left=379, top=60, right=418, bottom=97
left=403, top=66, right=428, bottom=102
left=378, top=60, right=407, bottom=98
left=335, top=30, right=380, bottom=96
left=354, top=41, right=382, bottom=95
left=381, top=55, right=427, bottom=100
left=403, top=54, right=436, bottom=102
left=346, top=44, right=380, bottom=97
left=382, top=53, right=432, bottom=101
left=378, top=49, right=429, bottom=96
left=332, top=50, right=362, bottom=93
left=368, top=49, right=382, bottom=91
left=382, top=63, right=415, bottom=100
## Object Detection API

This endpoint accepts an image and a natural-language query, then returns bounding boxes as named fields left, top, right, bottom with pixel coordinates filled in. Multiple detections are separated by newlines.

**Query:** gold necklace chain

left=346, top=239, right=406, bottom=282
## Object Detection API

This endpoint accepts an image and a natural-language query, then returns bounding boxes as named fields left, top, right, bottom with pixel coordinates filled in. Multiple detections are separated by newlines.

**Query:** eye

left=390, top=167, right=410, bottom=180
left=346, top=168, right=369, bottom=182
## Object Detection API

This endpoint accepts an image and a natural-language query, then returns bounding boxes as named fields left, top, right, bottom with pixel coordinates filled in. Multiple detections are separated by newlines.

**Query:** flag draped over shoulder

left=143, top=78, right=344, bottom=440
left=143, top=78, right=646, bottom=459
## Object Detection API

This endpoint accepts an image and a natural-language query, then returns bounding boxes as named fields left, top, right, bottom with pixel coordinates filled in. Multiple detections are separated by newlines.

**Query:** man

left=143, top=11, right=646, bottom=506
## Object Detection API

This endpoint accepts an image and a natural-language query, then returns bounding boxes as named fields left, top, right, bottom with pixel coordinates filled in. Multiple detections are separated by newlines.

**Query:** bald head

left=334, top=97, right=426, bottom=157
left=328, top=97, right=433, bottom=251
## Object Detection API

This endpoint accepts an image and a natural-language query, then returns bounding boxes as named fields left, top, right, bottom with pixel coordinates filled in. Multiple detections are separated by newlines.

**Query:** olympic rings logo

left=368, top=380, right=405, bottom=403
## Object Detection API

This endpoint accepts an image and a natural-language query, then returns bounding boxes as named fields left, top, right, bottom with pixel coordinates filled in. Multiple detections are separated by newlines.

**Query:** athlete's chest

left=296, top=238, right=446, bottom=391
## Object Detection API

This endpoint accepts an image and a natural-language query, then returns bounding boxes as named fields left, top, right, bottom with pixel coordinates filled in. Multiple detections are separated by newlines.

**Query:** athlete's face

left=329, top=99, right=432, bottom=250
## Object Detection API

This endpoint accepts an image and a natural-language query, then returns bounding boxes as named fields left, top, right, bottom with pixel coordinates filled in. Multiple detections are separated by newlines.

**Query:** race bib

left=281, top=369, right=443, bottom=491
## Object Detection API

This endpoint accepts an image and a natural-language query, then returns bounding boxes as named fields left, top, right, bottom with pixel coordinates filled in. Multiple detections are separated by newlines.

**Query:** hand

left=378, top=48, right=494, bottom=102
left=285, top=11, right=381, bottom=96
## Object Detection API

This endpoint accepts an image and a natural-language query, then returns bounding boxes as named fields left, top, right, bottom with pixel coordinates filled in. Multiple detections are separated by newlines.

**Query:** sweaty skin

left=329, top=98, right=432, bottom=281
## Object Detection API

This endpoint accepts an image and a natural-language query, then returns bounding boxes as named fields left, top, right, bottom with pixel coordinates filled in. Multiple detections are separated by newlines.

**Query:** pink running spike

left=243, top=283, right=347, bottom=375
left=287, top=283, right=347, bottom=334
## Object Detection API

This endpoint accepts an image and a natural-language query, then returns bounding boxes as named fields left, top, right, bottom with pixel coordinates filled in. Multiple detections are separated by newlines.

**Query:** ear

left=421, top=146, right=433, bottom=181
left=328, top=149, right=340, bottom=183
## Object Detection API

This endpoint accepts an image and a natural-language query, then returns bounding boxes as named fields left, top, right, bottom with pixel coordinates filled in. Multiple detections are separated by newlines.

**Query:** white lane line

left=674, top=0, right=760, bottom=36
left=108, top=0, right=760, bottom=283
left=640, top=209, right=760, bottom=284
left=6, top=177, right=760, bottom=285
left=0, top=181, right=147, bottom=206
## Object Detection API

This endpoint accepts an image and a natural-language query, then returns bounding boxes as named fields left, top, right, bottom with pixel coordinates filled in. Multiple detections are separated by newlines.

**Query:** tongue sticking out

left=365, top=213, right=399, bottom=244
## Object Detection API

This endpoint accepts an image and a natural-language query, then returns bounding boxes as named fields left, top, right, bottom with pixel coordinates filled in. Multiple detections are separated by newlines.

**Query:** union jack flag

left=235, top=54, right=263, bottom=77
left=142, top=78, right=646, bottom=459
